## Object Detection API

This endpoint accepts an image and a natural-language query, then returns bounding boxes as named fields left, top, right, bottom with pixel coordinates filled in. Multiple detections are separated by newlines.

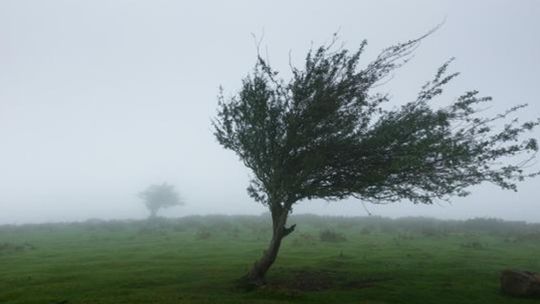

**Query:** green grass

left=1, top=215, right=539, bottom=303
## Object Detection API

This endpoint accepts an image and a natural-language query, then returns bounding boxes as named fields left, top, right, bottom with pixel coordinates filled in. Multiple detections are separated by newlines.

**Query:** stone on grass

left=500, top=269, right=540, bottom=297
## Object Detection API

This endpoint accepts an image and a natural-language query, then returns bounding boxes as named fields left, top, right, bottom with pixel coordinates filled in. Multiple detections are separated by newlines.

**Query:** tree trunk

left=245, top=208, right=295, bottom=286
left=149, top=208, right=158, bottom=219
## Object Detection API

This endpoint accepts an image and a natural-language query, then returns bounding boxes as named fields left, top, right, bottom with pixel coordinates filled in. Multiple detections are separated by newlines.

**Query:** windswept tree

left=138, top=183, right=183, bottom=218
left=213, top=32, right=539, bottom=286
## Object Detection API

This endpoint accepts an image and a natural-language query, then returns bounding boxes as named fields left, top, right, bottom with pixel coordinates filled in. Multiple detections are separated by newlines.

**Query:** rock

left=500, top=269, right=540, bottom=297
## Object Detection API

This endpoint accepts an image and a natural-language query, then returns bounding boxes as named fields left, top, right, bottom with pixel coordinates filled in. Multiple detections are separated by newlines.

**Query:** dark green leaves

left=213, top=34, right=539, bottom=209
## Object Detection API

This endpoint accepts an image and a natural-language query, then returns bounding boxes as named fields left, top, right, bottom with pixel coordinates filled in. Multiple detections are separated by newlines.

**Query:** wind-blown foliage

left=213, top=33, right=539, bottom=285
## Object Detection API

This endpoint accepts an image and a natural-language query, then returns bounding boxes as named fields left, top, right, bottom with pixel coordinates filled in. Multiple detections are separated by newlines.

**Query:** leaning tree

left=212, top=32, right=539, bottom=286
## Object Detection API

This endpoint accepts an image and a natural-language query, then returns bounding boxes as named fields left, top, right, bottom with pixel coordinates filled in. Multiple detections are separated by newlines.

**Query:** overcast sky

left=0, top=0, right=539, bottom=224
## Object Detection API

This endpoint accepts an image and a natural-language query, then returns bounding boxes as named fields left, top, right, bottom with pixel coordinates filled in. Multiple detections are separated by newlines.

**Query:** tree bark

left=245, top=207, right=295, bottom=286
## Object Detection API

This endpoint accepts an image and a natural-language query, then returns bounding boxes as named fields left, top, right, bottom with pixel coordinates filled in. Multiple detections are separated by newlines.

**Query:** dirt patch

left=286, top=270, right=337, bottom=291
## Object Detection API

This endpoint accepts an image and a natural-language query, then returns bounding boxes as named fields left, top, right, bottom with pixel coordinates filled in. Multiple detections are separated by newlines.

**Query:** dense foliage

left=214, top=35, right=539, bottom=208
left=213, top=32, right=539, bottom=284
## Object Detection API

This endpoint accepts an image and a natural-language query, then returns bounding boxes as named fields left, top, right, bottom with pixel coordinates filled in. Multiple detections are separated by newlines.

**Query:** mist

left=1, top=0, right=539, bottom=225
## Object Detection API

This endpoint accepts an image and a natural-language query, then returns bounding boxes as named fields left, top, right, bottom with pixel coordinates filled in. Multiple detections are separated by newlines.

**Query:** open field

left=1, top=215, right=539, bottom=304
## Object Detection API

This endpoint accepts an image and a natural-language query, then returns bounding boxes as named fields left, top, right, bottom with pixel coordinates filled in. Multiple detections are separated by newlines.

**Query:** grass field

left=1, top=215, right=539, bottom=304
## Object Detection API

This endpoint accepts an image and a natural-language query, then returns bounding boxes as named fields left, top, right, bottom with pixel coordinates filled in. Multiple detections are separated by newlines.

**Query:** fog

left=1, top=0, right=539, bottom=224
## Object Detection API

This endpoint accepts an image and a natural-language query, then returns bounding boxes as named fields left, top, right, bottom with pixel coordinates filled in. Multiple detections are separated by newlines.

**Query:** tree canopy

left=212, top=32, right=539, bottom=285
left=138, top=183, right=183, bottom=218
left=214, top=35, right=539, bottom=208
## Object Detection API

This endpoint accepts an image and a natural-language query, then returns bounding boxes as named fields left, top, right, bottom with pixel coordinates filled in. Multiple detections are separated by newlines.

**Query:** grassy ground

left=1, top=215, right=539, bottom=304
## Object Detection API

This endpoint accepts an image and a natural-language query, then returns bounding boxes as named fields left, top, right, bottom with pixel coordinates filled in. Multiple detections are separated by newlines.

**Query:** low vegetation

left=318, top=229, right=347, bottom=243
left=1, top=215, right=539, bottom=303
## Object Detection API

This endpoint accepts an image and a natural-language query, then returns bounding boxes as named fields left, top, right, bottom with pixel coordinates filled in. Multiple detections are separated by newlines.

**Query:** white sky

left=0, top=0, right=539, bottom=224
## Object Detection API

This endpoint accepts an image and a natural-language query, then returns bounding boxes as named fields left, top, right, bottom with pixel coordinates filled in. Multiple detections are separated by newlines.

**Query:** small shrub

left=460, top=241, right=484, bottom=250
left=360, top=227, right=372, bottom=235
left=137, top=221, right=168, bottom=236
left=420, top=227, right=447, bottom=238
left=516, top=233, right=540, bottom=242
left=0, top=242, right=35, bottom=254
left=503, top=237, right=517, bottom=243
left=395, top=233, right=415, bottom=241
left=319, top=229, right=347, bottom=243
left=195, top=229, right=212, bottom=240
left=292, top=233, right=317, bottom=246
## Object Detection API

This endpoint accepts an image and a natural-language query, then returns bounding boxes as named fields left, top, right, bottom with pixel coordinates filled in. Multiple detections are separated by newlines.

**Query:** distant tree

left=138, top=183, right=183, bottom=218
left=213, top=32, right=539, bottom=286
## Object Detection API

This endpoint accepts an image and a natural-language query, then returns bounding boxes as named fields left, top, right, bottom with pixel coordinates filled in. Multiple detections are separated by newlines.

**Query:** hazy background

left=0, top=0, right=538, bottom=224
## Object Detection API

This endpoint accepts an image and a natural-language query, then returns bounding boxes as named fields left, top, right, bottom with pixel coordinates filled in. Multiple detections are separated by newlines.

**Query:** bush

left=292, top=233, right=317, bottom=246
left=360, top=227, right=372, bottom=235
left=319, top=229, right=347, bottom=243
left=420, top=226, right=447, bottom=238
left=460, top=241, right=484, bottom=250
left=0, top=242, right=35, bottom=254
left=195, top=229, right=212, bottom=240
